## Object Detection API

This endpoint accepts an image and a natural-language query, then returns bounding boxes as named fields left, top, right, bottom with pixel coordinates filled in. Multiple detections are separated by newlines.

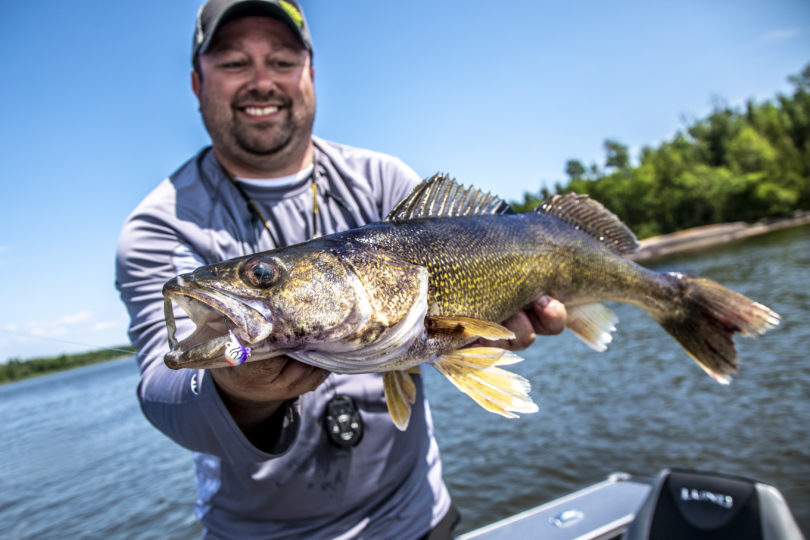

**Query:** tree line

left=0, top=346, right=135, bottom=384
left=512, top=64, right=810, bottom=239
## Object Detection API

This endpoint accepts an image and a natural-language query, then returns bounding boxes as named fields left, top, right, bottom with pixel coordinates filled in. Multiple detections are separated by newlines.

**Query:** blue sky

left=1, top=0, right=808, bottom=361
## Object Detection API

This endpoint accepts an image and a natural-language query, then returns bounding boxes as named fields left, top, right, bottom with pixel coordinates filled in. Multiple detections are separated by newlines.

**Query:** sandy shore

left=628, top=210, right=810, bottom=262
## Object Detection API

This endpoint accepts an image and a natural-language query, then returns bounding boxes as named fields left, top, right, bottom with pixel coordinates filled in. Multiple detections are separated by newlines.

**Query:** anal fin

left=433, top=347, right=538, bottom=419
left=566, top=303, right=618, bottom=352
left=383, top=371, right=417, bottom=430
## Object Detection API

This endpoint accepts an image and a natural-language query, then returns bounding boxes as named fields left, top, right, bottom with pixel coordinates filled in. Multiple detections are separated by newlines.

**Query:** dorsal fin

left=537, top=193, right=639, bottom=255
left=386, top=174, right=514, bottom=222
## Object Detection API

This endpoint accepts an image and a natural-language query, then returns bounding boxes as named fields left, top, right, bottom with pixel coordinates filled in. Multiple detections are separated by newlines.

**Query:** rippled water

left=0, top=225, right=807, bottom=538
left=0, top=360, right=202, bottom=540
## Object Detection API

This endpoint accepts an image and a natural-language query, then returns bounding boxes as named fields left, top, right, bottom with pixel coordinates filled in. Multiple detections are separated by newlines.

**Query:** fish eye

left=243, top=258, right=280, bottom=288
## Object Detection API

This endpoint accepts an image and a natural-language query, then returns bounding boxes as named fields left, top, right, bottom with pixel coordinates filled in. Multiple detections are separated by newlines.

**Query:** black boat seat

left=623, top=468, right=804, bottom=540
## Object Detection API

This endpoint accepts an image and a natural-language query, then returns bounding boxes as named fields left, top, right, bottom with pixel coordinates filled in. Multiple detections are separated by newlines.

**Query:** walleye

left=163, top=175, right=780, bottom=430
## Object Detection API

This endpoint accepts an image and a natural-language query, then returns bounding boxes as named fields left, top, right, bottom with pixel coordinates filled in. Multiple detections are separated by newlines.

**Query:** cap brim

left=196, top=0, right=310, bottom=58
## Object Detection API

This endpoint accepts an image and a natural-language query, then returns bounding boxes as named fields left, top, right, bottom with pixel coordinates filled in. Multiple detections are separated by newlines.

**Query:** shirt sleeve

left=115, top=184, right=296, bottom=463
left=377, top=155, right=422, bottom=215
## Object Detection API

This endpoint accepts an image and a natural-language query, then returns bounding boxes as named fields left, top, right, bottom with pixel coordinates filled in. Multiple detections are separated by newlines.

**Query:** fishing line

left=0, top=329, right=164, bottom=363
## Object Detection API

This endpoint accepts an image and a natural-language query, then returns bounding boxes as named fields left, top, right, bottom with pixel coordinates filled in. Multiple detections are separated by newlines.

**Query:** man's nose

left=249, top=64, right=279, bottom=94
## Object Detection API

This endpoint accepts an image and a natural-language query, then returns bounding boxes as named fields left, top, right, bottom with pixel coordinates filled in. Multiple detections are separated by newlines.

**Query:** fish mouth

left=162, top=276, right=281, bottom=370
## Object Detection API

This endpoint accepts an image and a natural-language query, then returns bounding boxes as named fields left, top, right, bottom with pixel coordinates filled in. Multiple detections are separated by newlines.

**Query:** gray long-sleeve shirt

left=115, top=137, right=451, bottom=539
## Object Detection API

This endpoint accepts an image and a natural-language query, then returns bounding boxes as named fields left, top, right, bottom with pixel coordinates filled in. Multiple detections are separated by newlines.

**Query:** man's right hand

left=211, top=357, right=330, bottom=446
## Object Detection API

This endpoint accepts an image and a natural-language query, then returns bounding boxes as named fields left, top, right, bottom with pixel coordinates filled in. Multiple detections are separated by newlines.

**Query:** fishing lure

left=224, top=328, right=252, bottom=366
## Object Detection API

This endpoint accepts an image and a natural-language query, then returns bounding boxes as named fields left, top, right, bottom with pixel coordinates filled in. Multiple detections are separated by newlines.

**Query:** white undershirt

left=235, top=164, right=314, bottom=188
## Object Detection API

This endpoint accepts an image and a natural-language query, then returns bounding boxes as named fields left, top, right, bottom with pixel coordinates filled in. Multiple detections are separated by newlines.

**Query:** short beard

left=235, top=130, right=294, bottom=156
left=199, top=85, right=315, bottom=172
left=234, top=120, right=295, bottom=157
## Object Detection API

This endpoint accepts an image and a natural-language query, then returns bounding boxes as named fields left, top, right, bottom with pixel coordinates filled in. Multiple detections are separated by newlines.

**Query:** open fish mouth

left=162, top=276, right=278, bottom=369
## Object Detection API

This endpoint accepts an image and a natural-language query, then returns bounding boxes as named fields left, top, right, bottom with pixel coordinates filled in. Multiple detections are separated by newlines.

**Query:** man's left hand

left=480, top=295, right=567, bottom=350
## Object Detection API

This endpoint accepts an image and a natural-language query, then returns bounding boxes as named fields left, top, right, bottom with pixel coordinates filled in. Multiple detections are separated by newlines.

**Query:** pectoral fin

left=566, top=303, right=618, bottom=352
left=383, top=370, right=417, bottom=430
left=433, top=347, right=539, bottom=419
left=426, top=316, right=516, bottom=341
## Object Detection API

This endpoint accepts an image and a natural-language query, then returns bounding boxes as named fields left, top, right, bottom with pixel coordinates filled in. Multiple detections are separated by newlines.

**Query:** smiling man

left=193, top=13, right=316, bottom=176
left=116, top=1, right=566, bottom=538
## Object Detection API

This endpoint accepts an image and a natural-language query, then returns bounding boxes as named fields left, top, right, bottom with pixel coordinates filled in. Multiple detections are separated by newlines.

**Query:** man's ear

left=192, top=70, right=201, bottom=99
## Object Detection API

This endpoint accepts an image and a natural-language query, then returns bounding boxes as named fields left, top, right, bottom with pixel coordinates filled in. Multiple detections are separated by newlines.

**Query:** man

left=116, top=1, right=566, bottom=538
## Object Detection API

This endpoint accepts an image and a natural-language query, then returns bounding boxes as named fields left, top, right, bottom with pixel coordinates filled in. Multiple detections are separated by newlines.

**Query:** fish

left=162, top=174, right=780, bottom=430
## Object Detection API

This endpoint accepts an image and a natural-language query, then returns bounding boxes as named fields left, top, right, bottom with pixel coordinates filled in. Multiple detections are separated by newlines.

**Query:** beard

left=232, top=109, right=296, bottom=156
left=200, top=87, right=314, bottom=166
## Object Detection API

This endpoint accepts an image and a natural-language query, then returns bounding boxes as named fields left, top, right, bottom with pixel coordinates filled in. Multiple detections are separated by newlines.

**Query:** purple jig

left=224, top=328, right=252, bottom=366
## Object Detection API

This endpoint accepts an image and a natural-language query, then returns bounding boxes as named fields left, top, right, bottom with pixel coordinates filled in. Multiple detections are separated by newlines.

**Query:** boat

left=458, top=468, right=805, bottom=539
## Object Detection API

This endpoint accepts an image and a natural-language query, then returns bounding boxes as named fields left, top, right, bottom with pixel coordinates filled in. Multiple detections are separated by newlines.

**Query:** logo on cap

left=280, top=0, right=303, bottom=28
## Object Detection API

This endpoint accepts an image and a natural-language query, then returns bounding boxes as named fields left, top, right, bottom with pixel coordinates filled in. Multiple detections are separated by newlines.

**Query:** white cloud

left=1, top=306, right=134, bottom=359
left=93, top=320, right=120, bottom=331
left=2, top=311, right=95, bottom=348
left=59, top=311, right=93, bottom=325
left=760, top=28, right=798, bottom=42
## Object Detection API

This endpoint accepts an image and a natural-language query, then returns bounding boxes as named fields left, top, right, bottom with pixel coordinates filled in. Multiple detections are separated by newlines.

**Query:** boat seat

left=623, top=468, right=804, bottom=540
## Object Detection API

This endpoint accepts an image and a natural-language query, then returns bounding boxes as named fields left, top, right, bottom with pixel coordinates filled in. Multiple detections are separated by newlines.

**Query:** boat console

left=460, top=468, right=804, bottom=540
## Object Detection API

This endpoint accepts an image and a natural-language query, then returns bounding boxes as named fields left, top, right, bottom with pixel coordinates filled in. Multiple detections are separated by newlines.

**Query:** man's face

left=193, top=16, right=315, bottom=175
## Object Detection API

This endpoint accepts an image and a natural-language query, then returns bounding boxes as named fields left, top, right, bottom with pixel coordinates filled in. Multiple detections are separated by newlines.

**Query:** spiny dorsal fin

left=537, top=193, right=639, bottom=255
left=386, top=173, right=514, bottom=222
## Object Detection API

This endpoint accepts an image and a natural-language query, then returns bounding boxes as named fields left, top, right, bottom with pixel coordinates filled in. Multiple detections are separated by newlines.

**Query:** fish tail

left=433, top=347, right=539, bottom=418
left=654, top=273, right=780, bottom=384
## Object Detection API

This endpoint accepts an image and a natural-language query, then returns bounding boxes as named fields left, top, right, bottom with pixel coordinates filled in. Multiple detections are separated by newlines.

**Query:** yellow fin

left=383, top=371, right=417, bottom=430
left=426, top=316, right=515, bottom=341
left=433, top=347, right=538, bottom=419
left=566, top=303, right=618, bottom=352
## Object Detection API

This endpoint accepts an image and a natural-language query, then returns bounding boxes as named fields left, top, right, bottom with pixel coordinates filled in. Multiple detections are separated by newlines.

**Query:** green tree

left=604, top=139, right=630, bottom=170
left=565, top=159, right=587, bottom=181
left=511, top=63, right=810, bottom=237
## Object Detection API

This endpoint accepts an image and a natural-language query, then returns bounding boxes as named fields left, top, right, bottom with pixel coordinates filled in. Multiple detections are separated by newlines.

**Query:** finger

left=238, top=357, right=288, bottom=379
left=274, top=362, right=331, bottom=396
left=478, top=310, right=536, bottom=351
left=211, top=357, right=286, bottom=386
left=529, top=296, right=567, bottom=335
left=210, top=357, right=292, bottom=402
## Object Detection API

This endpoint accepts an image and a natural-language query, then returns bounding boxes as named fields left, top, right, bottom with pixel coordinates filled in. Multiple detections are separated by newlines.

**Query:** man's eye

left=270, top=55, right=304, bottom=70
left=220, top=60, right=247, bottom=69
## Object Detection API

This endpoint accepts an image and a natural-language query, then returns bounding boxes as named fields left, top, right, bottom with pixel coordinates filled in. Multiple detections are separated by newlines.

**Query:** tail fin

left=655, top=274, right=780, bottom=384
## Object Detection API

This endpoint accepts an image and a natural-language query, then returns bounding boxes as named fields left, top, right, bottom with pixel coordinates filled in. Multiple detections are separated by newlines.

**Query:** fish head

left=162, top=241, right=429, bottom=370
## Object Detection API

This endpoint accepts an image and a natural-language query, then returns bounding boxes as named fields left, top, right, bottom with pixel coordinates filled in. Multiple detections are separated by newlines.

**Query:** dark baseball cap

left=192, top=0, right=313, bottom=64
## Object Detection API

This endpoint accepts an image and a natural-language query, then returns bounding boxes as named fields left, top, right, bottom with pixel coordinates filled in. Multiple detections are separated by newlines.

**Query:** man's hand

left=480, top=295, right=567, bottom=350
left=211, top=356, right=329, bottom=444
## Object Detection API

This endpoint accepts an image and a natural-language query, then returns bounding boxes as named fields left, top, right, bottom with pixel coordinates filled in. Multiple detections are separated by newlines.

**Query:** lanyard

left=224, top=167, right=320, bottom=245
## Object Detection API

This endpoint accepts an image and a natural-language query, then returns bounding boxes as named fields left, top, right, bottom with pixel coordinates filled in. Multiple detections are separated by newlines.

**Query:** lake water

left=1, top=225, right=807, bottom=538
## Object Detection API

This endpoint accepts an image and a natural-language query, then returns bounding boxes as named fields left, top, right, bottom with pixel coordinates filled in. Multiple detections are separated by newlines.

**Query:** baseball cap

left=192, top=0, right=313, bottom=64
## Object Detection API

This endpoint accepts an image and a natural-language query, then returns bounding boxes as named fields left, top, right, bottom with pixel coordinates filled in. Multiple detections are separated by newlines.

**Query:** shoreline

left=0, top=346, right=134, bottom=385
left=629, top=210, right=810, bottom=262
